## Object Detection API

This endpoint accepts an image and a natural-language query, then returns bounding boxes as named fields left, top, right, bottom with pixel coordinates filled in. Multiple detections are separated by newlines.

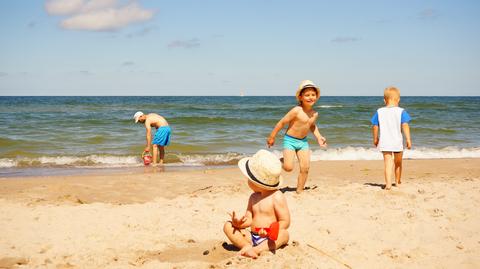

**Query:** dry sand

left=1, top=159, right=479, bottom=269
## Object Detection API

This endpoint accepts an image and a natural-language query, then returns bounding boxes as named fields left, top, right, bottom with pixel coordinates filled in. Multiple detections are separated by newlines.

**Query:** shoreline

left=0, top=164, right=232, bottom=178
left=1, top=156, right=479, bottom=179
left=1, top=158, right=479, bottom=268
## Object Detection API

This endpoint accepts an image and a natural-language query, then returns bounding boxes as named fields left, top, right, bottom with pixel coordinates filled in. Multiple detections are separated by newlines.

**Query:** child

left=133, top=111, right=171, bottom=165
left=267, top=80, right=327, bottom=194
left=223, top=149, right=290, bottom=259
left=371, top=87, right=412, bottom=190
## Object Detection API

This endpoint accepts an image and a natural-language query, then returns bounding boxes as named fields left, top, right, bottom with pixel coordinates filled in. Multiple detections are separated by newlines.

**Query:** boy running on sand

left=224, top=149, right=290, bottom=259
left=267, top=80, right=327, bottom=193
left=133, top=111, right=171, bottom=165
left=371, top=87, right=412, bottom=190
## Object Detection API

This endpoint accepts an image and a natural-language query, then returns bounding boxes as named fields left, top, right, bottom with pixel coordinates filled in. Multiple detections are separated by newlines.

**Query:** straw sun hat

left=295, top=80, right=320, bottom=102
left=238, top=149, right=283, bottom=190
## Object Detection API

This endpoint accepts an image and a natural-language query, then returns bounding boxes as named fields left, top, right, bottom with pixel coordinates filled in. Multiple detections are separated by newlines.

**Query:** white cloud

left=45, top=0, right=155, bottom=31
left=45, top=0, right=84, bottom=15
left=418, top=8, right=439, bottom=20
left=168, top=38, right=200, bottom=49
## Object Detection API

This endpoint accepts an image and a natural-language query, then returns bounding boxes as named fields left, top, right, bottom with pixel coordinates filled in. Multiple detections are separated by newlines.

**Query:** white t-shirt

left=371, top=106, right=411, bottom=152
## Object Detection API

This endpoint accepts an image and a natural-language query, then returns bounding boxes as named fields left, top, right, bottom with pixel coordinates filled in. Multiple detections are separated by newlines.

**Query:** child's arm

left=230, top=196, right=253, bottom=229
left=310, top=123, right=327, bottom=147
left=371, top=111, right=379, bottom=147
left=402, top=123, right=412, bottom=149
left=372, top=125, right=379, bottom=147
left=267, top=107, right=300, bottom=147
left=144, top=122, right=152, bottom=152
left=273, top=192, right=290, bottom=230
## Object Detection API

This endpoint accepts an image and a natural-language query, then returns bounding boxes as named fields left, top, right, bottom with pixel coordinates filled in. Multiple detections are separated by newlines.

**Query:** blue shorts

left=251, top=232, right=268, bottom=246
left=283, top=134, right=309, bottom=151
left=153, top=126, right=171, bottom=146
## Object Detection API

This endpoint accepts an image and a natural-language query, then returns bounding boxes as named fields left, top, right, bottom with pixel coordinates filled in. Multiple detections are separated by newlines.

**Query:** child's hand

left=373, top=138, right=379, bottom=147
left=229, top=211, right=247, bottom=228
left=318, top=136, right=327, bottom=147
left=406, top=140, right=412, bottom=149
left=267, top=137, right=275, bottom=148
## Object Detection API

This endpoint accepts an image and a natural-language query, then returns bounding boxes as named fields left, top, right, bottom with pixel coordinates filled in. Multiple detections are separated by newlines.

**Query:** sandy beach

left=1, top=158, right=479, bottom=269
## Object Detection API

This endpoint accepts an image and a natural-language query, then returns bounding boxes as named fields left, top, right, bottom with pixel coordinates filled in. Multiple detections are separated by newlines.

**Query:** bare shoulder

left=272, top=190, right=287, bottom=204
left=249, top=192, right=261, bottom=202
left=290, top=106, right=302, bottom=113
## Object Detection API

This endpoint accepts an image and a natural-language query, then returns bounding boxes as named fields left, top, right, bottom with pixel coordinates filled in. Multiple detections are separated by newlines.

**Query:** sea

left=1, top=96, right=479, bottom=177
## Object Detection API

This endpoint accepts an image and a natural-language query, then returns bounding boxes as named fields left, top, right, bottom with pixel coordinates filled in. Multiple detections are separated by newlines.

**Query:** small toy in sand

left=142, top=150, right=153, bottom=166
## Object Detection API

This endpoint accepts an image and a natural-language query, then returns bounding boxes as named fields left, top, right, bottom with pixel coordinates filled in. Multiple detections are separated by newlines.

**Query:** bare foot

left=240, top=246, right=258, bottom=259
left=385, top=185, right=392, bottom=190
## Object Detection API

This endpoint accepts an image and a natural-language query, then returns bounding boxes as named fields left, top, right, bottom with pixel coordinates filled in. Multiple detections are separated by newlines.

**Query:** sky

left=0, top=0, right=479, bottom=96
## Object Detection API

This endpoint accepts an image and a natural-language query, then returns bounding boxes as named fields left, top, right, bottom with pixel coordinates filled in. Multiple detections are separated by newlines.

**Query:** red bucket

left=142, top=151, right=152, bottom=166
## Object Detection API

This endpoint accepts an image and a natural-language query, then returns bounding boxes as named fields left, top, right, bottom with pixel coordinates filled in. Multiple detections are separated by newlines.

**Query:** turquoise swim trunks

left=153, top=126, right=171, bottom=146
left=283, top=134, right=309, bottom=151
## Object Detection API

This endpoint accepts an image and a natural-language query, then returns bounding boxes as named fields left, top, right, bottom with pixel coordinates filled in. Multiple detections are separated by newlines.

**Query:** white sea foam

left=0, top=155, right=140, bottom=168
left=309, top=146, right=480, bottom=161
left=317, top=105, right=343, bottom=108
left=176, top=152, right=244, bottom=166
left=1, top=147, right=479, bottom=168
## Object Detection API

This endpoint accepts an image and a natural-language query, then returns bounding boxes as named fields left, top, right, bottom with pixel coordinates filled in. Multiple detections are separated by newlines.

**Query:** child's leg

left=393, top=152, right=403, bottom=185
left=382, top=152, right=394, bottom=190
left=223, top=221, right=252, bottom=250
left=158, top=146, right=165, bottom=164
left=248, top=229, right=289, bottom=257
left=152, top=145, right=159, bottom=164
left=295, top=150, right=310, bottom=193
left=282, top=149, right=296, bottom=172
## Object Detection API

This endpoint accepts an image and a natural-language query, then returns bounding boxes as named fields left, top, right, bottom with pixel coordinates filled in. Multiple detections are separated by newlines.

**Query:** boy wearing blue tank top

left=371, top=87, right=412, bottom=190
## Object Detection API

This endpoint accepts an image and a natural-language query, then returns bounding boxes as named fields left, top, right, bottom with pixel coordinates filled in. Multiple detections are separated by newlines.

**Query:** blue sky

left=0, top=0, right=479, bottom=96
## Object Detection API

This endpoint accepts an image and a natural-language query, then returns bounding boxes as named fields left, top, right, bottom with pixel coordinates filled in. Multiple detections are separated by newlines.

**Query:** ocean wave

left=175, top=152, right=244, bottom=166
left=1, top=147, right=479, bottom=168
left=309, top=146, right=480, bottom=161
left=0, top=155, right=140, bottom=168
left=317, top=105, right=344, bottom=108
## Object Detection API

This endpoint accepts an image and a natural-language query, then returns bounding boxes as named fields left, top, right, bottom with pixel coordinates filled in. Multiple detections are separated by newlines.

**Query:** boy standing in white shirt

left=371, top=87, right=412, bottom=190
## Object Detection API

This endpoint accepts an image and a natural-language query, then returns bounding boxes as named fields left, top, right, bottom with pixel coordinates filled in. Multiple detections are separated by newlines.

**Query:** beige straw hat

left=295, top=80, right=320, bottom=102
left=238, top=149, right=283, bottom=190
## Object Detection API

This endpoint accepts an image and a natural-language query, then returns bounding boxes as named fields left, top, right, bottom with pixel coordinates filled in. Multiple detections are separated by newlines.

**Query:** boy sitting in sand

left=267, top=80, right=327, bottom=193
left=223, top=149, right=290, bottom=259
left=371, top=87, right=412, bottom=190
left=133, top=111, right=171, bottom=165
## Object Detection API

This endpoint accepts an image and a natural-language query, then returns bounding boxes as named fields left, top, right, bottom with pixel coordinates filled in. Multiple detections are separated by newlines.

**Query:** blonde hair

left=384, top=86, right=400, bottom=101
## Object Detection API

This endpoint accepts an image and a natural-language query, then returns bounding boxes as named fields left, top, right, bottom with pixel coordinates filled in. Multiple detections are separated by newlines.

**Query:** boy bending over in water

left=224, top=149, right=290, bottom=259
left=133, top=111, right=171, bottom=165
left=267, top=80, right=327, bottom=193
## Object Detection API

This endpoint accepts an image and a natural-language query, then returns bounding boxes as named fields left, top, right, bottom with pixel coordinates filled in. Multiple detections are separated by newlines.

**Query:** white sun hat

left=238, top=149, right=283, bottom=190
left=133, top=111, right=144, bottom=123
left=295, top=80, right=320, bottom=102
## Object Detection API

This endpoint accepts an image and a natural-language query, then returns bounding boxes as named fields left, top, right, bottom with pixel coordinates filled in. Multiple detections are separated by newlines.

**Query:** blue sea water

left=0, top=96, right=479, bottom=176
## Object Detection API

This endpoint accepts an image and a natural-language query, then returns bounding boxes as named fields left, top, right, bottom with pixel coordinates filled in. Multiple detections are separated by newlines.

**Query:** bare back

left=145, top=113, right=169, bottom=129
